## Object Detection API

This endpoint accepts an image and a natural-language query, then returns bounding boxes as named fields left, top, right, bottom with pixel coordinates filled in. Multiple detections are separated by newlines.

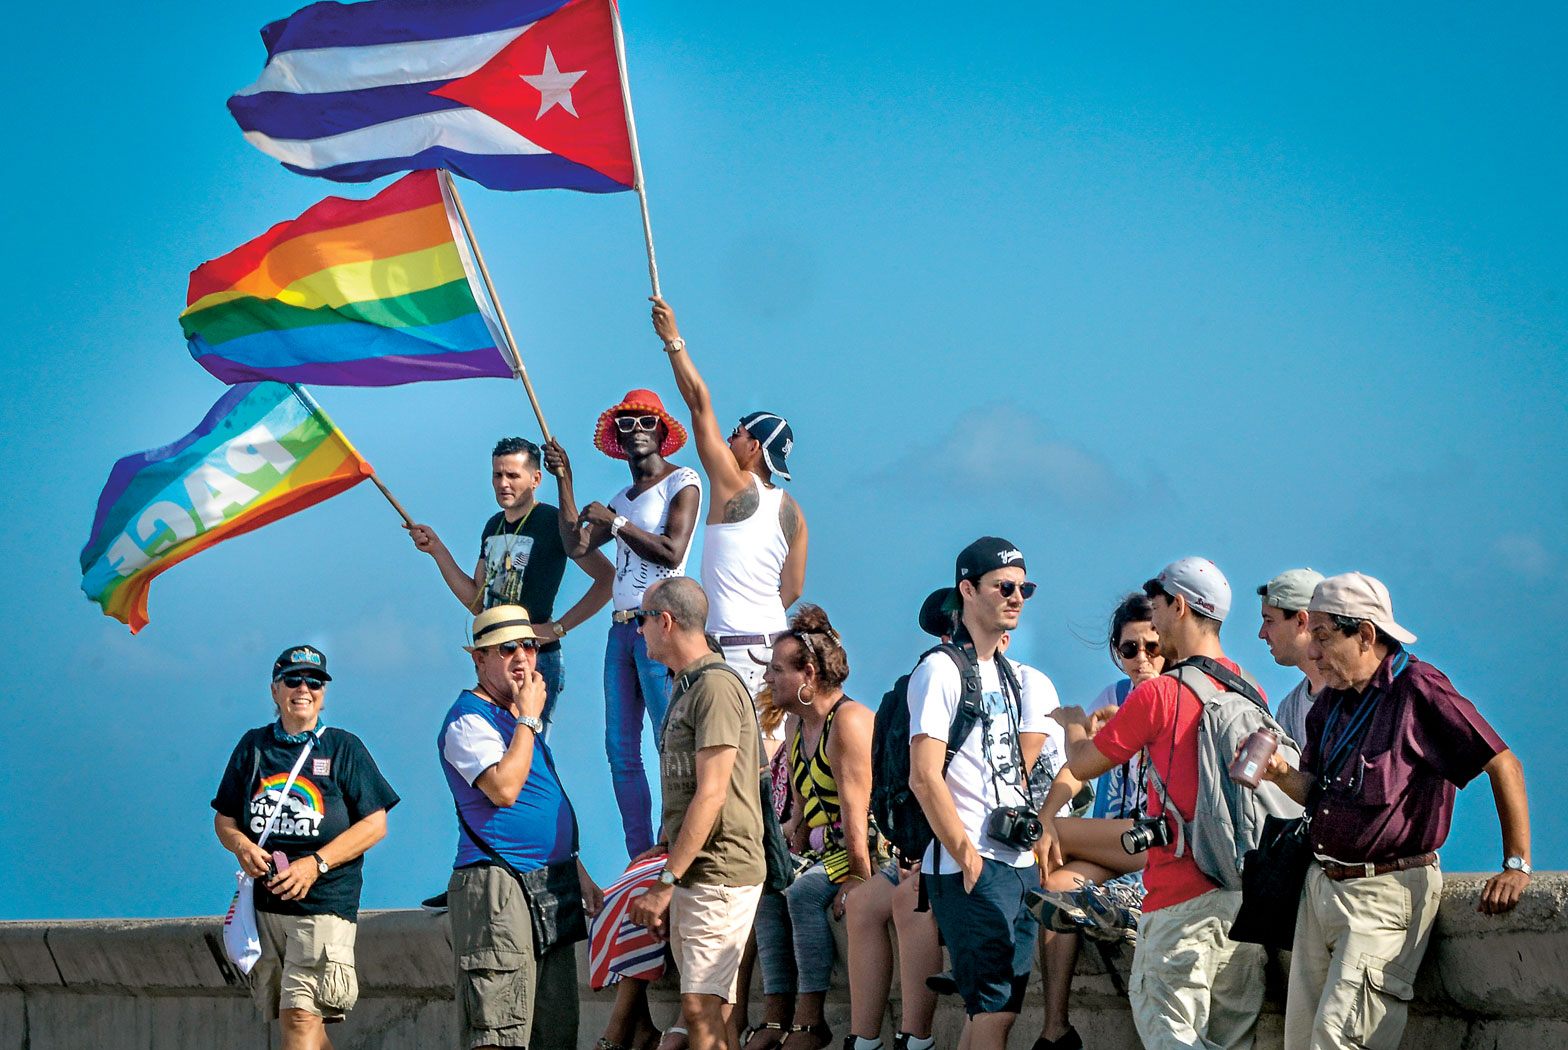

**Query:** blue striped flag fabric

left=587, top=855, right=668, bottom=989
left=228, top=0, right=635, bottom=192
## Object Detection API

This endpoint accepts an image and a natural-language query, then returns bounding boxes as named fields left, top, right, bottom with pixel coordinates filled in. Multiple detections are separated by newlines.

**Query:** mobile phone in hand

left=271, top=851, right=290, bottom=877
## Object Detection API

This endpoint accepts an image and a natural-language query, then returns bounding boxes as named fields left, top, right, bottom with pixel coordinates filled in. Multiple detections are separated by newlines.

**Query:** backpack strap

left=1170, top=656, right=1268, bottom=713
left=1143, top=756, right=1188, bottom=858
left=934, top=644, right=985, bottom=777
left=1115, top=677, right=1132, bottom=705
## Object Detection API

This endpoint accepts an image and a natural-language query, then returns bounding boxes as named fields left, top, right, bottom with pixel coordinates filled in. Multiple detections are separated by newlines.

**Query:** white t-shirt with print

left=608, top=466, right=702, bottom=611
left=907, top=652, right=1058, bottom=869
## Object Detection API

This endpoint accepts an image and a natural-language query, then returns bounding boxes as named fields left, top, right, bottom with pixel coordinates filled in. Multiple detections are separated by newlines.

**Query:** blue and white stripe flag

left=228, top=0, right=636, bottom=192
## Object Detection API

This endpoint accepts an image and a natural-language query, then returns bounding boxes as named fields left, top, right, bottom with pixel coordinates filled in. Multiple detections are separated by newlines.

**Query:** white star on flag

left=521, top=47, right=587, bottom=119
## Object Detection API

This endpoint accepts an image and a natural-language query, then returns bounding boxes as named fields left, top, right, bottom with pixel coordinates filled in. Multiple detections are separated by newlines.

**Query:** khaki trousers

left=1284, top=861, right=1441, bottom=1050
left=1130, top=888, right=1266, bottom=1050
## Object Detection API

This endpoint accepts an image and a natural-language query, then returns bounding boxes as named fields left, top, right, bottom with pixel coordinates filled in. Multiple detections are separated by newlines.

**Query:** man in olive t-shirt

left=627, top=576, right=763, bottom=1050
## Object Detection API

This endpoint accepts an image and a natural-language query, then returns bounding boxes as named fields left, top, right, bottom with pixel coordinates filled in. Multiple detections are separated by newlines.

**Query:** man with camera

left=907, top=537, right=1059, bottom=1050
left=1056, top=558, right=1267, bottom=1050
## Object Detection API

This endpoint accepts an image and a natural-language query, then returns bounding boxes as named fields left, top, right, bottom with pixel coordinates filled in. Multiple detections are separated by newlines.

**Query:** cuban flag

left=228, top=0, right=636, bottom=192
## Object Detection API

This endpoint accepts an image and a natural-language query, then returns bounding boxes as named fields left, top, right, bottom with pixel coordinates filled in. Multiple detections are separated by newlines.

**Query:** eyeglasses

left=991, top=580, right=1037, bottom=600
left=1117, top=640, right=1162, bottom=660
left=615, top=415, right=660, bottom=434
left=632, top=609, right=660, bottom=626
left=496, top=639, right=540, bottom=656
left=275, top=675, right=325, bottom=690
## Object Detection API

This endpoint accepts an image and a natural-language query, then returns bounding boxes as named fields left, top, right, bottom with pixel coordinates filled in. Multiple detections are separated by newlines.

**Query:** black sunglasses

left=615, top=415, right=660, bottom=433
left=275, top=674, right=325, bottom=690
left=1117, top=640, right=1162, bottom=660
left=496, top=639, right=540, bottom=656
left=992, top=580, right=1037, bottom=600
left=632, top=609, right=661, bottom=625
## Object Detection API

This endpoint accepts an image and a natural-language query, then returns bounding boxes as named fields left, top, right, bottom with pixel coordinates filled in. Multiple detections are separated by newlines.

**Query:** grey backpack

left=1145, top=657, right=1303, bottom=891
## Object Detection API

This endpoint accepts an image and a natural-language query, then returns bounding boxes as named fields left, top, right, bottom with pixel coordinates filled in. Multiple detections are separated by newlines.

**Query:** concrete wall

left=2, top=872, right=1564, bottom=1050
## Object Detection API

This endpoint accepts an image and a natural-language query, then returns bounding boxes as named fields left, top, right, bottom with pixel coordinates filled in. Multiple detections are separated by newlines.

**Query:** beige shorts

left=250, top=910, right=359, bottom=1020
left=669, top=882, right=764, bottom=1001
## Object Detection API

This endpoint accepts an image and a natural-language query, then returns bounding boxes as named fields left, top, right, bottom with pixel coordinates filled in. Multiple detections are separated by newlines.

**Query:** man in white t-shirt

left=1256, top=568, right=1327, bottom=749
left=908, top=537, right=1056, bottom=1050
left=544, top=389, right=703, bottom=858
left=649, top=298, right=808, bottom=727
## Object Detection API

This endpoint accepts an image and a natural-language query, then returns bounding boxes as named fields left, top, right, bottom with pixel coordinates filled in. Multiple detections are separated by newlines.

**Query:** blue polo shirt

left=437, top=690, right=574, bottom=871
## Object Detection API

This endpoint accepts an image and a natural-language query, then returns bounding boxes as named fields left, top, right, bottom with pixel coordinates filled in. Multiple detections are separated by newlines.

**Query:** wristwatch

left=663, top=337, right=686, bottom=355
left=551, top=622, right=567, bottom=639
left=310, top=852, right=329, bottom=875
left=656, top=867, right=679, bottom=887
left=610, top=514, right=629, bottom=538
left=518, top=714, right=545, bottom=735
left=1504, top=855, right=1532, bottom=875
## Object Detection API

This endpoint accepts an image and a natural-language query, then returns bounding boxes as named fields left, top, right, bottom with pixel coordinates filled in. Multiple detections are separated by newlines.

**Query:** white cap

left=1308, top=573, right=1416, bottom=645
left=1147, top=557, right=1231, bottom=622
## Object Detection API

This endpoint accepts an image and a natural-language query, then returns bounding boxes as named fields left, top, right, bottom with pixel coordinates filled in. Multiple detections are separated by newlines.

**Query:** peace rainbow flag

left=80, top=383, right=374, bottom=632
left=181, top=169, right=512, bottom=386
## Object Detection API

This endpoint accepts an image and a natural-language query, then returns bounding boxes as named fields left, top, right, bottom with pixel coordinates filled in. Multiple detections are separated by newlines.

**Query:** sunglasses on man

left=615, top=415, right=661, bottom=434
left=274, top=674, right=325, bottom=690
left=496, top=639, right=540, bottom=656
left=1117, top=640, right=1162, bottom=660
left=991, top=579, right=1037, bottom=600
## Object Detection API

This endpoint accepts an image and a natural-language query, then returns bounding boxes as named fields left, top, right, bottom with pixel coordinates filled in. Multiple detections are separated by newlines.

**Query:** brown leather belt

left=1319, top=852, right=1437, bottom=881
left=714, top=631, right=789, bottom=648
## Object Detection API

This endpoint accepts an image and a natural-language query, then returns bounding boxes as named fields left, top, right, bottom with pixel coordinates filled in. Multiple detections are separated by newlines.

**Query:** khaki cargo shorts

left=250, top=910, right=359, bottom=1021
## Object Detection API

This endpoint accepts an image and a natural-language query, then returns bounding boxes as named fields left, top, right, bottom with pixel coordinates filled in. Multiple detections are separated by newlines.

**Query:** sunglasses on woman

left=1117, top=640, right=1162, bottom=660
left=275, top=675, right=325, bottom=690
left=615, top=415, right=660, bottom=433
left=991, top=580, right=1037, bottom=599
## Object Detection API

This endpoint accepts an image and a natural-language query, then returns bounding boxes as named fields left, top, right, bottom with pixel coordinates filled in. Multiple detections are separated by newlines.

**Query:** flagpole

left=608, top=0, right=661, bottom=299
left=437, top=169, right=555, bottom=444
left=368, top=473, right=415, bottom=527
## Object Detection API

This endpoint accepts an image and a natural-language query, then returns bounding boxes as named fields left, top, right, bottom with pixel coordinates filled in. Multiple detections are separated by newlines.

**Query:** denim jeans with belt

left=603, top=620, right=672, bottom=858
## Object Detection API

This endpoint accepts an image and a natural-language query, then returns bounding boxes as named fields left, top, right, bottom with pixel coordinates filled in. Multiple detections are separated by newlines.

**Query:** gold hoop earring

left=797, top=683, right=813, bottom=707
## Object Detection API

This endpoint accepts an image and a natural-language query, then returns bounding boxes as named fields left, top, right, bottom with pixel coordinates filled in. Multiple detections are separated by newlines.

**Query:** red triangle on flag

left=433, top=0, right=634, bottom=187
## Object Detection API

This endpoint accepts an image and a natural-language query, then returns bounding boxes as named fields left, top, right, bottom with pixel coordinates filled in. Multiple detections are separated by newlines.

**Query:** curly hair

left=778, top=604, right=849, bottom=689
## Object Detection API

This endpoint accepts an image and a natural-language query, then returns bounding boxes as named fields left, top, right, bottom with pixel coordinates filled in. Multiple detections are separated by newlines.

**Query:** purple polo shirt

left=1303, top=651, right=1505, bottom=863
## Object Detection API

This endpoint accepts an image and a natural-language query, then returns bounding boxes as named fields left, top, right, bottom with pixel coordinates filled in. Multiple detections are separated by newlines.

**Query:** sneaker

left=420, top=891, right=449, bottom=913
left=1078, top=879, right=1142, bottom=944
left=1025, top=886, right=1091, bottom=927
left=924, top=971, right=959, bottom=996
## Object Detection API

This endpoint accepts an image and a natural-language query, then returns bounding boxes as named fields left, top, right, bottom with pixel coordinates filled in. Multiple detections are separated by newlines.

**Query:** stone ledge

left=0, top=873, right=1562, bottom=1049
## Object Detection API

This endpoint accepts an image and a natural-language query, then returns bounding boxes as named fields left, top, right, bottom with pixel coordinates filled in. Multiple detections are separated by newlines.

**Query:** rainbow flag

left=81, top=383, right=374, bottom=632
left=181, top=170, right=513, bottom=386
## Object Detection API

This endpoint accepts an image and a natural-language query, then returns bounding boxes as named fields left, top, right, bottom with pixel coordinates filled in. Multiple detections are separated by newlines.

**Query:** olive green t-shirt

left=659, top=654, right=766, bottom=887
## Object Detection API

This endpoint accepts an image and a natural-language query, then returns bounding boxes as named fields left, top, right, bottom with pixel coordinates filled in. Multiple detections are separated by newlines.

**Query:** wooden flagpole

left=608, top=0, right=662, bottom=299
left=287, top=384, right=417, bottom=526
left=368, top=473, right=415, bottom=527
left=437, top=169, right=555, bottom=443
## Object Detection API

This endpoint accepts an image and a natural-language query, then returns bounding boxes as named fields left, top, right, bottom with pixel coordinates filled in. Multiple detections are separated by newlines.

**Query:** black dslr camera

left=1121, top=815, right=1173, bottom=855
left=986, top=805, right=1044, bottom=849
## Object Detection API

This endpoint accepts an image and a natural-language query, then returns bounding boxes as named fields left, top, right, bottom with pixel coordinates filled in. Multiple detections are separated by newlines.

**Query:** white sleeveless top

left=701, top=475, right=790, bottom=635
left=608, top=466, right=702, bottom=612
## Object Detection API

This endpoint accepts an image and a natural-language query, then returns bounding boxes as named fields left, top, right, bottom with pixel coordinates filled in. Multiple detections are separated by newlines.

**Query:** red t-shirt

left=1094, top=658, right=1264, bottom=912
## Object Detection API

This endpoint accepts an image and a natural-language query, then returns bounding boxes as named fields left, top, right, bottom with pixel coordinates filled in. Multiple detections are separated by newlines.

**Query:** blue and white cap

left=272, top=644, right=331, bottom=681
left=739, top=411, right=794, bottom=481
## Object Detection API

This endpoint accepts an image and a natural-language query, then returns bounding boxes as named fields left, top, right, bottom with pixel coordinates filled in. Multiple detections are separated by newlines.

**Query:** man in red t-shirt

left=1055, top=558, right=1267, bottom=1050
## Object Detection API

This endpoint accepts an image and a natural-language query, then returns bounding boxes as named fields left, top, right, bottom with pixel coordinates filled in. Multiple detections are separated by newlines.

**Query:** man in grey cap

left=1057, top=557, right=1268, bottom=1050
left=650, top=297, right=808, bottom=754
left=1256, top=568, right=1327, bottom=748
left=1247, top=572, right=1531, bottom=1050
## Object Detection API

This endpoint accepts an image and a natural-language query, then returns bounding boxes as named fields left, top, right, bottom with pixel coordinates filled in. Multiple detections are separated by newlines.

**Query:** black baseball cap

left=942, top=536, right=1028, bottom=612
left=739, top=411, right=794, bottom=481
left=273, top=644, right=331, bottom=682
left=919, top=588, right=955, bottom=638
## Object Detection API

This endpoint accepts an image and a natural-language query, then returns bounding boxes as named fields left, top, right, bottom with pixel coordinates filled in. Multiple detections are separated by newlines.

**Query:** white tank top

left=608, top=466, right=702, bottom=612
left=701, top=474, right=790, bottom=635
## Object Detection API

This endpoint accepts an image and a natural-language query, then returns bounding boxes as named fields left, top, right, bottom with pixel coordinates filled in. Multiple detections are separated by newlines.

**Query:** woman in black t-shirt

left=212, top=645, right=399, bottom=1047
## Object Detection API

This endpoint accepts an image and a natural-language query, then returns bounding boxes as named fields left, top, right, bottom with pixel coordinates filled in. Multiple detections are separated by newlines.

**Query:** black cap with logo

left=272, top=644, right=332, bottom=682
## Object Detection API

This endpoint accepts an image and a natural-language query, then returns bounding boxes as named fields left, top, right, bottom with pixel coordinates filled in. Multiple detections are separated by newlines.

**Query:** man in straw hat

left=438, top=604, right=603, bottom=1050
left=648, top=298, right=808, bottom=762
left=544, top=390, right=703, bottom=858
left=1244, top=572, right=1531, bottom=1050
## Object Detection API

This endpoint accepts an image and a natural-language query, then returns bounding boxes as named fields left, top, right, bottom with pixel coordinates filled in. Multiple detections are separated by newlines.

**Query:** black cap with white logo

left=739, top=411, right=794, bottom=481
left=273, top=644, right=332, bottom=681
left=955, top=536, right=1026, bottom=586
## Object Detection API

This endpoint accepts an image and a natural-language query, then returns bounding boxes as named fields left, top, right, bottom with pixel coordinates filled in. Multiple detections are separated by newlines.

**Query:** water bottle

left=1229, top=729, right=1279, bottom=788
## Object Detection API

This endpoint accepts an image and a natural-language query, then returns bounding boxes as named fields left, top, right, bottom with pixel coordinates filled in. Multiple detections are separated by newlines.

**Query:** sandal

left=742, top=1022, right=789, bottom=1050
left=785, top=1021, right=834, bottom=1050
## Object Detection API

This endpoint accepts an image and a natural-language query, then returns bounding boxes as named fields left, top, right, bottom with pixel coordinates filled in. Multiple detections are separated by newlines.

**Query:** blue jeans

left=537, top=646, right=564, bottom=740
left=603, top=620, right=672, bottom=858
left=785, top=862, right=841, bottom=994
left=753, top=889, right=796, bottom=995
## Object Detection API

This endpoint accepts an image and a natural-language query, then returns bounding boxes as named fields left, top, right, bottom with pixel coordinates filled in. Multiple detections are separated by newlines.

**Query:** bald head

left=646, top=576, right=708, bottom=634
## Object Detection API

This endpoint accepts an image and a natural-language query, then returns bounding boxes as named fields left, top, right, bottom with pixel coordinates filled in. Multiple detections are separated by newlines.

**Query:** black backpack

left=872, top=642, right=1012, bottom=865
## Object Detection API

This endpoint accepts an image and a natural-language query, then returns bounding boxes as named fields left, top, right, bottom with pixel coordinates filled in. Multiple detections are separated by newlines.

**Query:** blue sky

left=1, top=2, right=1563, bottom=919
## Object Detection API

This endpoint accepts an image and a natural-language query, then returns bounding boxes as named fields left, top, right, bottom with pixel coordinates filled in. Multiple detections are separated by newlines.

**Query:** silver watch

left=610, top=514, right=629, bottom=538
left=518, top=714, right=545, bottom=735
left=656, top=867, right=678, bottom=886
left=1504, top=855, right=1532, bottom=875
